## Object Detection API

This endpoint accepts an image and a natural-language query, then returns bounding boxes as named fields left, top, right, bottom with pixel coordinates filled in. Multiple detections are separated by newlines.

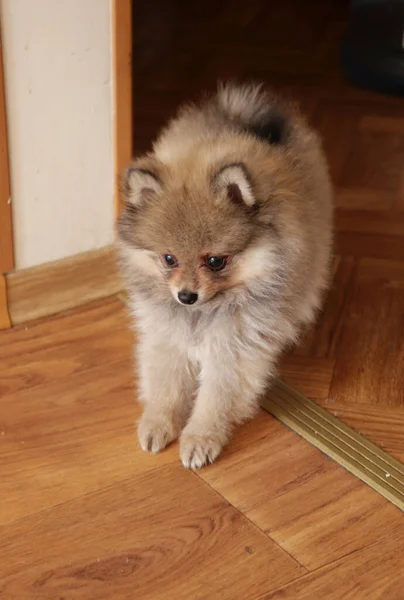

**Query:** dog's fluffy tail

left=216, top=82, right=290, bottom=145
left=217, top=83, right=270, bottom=125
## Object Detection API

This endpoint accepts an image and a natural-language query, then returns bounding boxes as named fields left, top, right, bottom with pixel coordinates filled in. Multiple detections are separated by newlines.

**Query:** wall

left=0, top=0, right=114, bottom=269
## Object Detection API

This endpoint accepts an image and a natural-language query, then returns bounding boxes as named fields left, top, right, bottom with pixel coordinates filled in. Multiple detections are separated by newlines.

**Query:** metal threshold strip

left=261, top=379, right=404, bottom=511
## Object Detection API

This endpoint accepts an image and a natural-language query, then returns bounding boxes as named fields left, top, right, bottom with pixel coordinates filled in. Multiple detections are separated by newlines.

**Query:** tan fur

left=117, top=83, right=333, bottom=469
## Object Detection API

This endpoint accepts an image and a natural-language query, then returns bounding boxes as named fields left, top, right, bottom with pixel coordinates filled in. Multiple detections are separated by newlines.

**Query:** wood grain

left=0, top=466, right=303, bottom=600
left=261, top=531, right=404, bottom=599
left=198, top=412, right=404, bottom=571
left=6, top=245, right=122, bottom=325
left=0, top=274, right=11, bottom=330
left=112, top=0, right=133, bottom=216
left=2, top=297, right=404, bottom=598
left=336, top=210, right=404, bottom=237
left=336, top=231, right=404, bottom=260
left=0, top=360, right=177, bottom=526
left=0, top=30, right=14, bottom=275
left=292, top=256, right=356, bottom=360
left=330, top=259, right=404, bottom=409
left=0, top=299, right=179, bottom=528
left=279, top=355, right=334, bottom=399
left=0, top=298, right=130, bottom=396
left=334, top=188, right=395, bottom=211
left=0, top=301, right=305, bottom=597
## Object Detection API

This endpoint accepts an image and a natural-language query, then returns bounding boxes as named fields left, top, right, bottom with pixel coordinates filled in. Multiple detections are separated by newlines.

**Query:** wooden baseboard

left=6, top=246, right=123, bottom=325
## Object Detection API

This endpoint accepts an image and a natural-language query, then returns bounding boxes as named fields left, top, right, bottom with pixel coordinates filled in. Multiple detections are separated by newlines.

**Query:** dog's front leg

left=180, top=346, right=276, bottom=469
left=137, top=337, right=196, bottom=454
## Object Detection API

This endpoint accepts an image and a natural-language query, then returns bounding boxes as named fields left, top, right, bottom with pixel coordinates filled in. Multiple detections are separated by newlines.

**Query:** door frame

left=0, top=28, right=14, bottom=329
left=0, top=1, right=133, bottom=329
left=112, top=0, right=133, bottom=217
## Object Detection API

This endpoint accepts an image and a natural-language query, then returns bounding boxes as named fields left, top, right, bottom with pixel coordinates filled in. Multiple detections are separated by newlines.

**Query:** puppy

left=117, top=83, right=333, bottom=469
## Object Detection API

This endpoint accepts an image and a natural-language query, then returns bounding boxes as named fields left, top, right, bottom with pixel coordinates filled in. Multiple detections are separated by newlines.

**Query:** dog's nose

left=178, top=290, right=198, bottom=305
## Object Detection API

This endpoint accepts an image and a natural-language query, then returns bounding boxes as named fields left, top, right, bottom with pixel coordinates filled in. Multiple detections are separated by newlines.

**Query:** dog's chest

left=173, top=308, right=247, bottom=364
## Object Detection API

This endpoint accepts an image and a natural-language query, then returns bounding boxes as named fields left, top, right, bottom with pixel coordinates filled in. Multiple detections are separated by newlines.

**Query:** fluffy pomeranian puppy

left=117, top=83, right=333, bottom=469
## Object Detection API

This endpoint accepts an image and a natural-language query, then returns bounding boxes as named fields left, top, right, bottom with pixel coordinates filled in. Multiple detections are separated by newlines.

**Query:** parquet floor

left=133, top=0, right=404, bottom=462
left=1, top=298, right=404, bottom=598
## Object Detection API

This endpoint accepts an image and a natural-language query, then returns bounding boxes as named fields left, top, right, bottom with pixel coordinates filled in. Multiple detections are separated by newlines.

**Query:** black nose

left=178, top=290, right=198, bottom=305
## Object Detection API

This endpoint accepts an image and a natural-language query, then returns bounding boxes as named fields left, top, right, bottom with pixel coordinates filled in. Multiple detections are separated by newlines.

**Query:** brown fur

left=117, top=83, right=333, bottom=469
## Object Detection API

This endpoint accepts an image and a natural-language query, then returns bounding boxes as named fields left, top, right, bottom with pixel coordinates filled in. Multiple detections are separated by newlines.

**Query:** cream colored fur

left=117, top=83, right=333, bottom=469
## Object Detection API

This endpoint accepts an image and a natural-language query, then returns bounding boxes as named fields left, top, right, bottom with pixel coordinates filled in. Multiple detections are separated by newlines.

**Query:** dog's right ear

left=214, top=163, right=256, bottom=209
left=121, top=165, right=162, bottom=206
left=117, top=164, right=162, bottom=245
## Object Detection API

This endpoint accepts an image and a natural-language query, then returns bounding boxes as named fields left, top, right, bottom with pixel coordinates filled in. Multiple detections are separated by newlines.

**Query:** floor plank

left=330, top=259, right=404, bottom=416
left=291, top=256, right=356, bottom=360
left=0, top=357, right=186, bottom=527
left=279, top=355, right=335, bottom=399
left=260, top=530, right=404, bottom=600
left=197, top=412, right=404, bottom=571
left=1, top=298, right=403, bottom=598
left=0, top=466, right=304, bottom=600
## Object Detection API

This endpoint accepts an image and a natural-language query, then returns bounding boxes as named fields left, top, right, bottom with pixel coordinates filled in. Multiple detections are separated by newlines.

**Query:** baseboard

left=6, top=245, right=123, bottom=325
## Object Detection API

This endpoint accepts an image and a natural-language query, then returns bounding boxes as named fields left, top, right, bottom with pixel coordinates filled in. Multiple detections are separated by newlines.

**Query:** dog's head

left=117, top=149, right=285, bottom=309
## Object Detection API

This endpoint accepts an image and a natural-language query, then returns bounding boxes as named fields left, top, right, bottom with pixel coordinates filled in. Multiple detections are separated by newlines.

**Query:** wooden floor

left=1, top=297, right=403, bottom=598
left=1, top=1, right=404, bottom=597
left=133, top=0, right=404, bottom=462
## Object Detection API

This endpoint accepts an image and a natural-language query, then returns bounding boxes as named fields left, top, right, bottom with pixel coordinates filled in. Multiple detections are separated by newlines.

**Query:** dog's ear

left=214, top=163, right=256, bottom=208
left=117, top=163, right=162, bottom=245
left=121, top=164, right=162, bottom=206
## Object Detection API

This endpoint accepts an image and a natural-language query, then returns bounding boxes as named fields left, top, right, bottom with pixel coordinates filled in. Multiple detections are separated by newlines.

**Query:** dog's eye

left=163, top=253, right=178, bottom=267
left=206, top=256, right=227, bottom=271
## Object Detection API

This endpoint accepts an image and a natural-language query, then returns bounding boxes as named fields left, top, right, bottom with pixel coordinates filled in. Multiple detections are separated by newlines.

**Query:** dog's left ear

left=214, top=163, right=256, bottom=208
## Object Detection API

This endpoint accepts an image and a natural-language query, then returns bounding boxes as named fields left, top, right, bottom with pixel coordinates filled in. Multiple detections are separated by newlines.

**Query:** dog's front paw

left=138, top=414, right=177, bottom=454
left=179, top=432, right=224, bottom=469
